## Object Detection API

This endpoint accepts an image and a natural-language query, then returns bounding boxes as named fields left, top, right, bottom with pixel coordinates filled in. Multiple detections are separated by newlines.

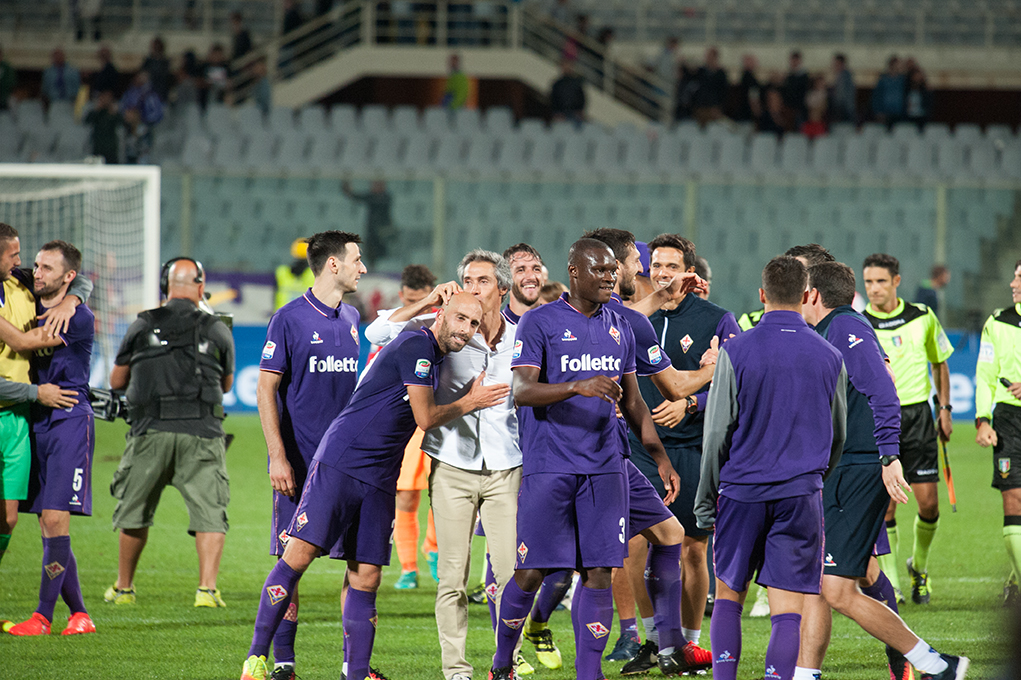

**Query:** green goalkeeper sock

left=878, top=521, right=901, bottom=593
left=913, top=514, right=939, bottom=572
left=1003, top=518, right=1021, bottom=582
left=0, top=534, right=10, bottom=566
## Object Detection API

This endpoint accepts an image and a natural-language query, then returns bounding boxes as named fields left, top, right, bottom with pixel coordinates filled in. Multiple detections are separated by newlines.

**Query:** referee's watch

left=880, top=454, right=900, bottom=467
left=938, top=404, right=953, bottom=412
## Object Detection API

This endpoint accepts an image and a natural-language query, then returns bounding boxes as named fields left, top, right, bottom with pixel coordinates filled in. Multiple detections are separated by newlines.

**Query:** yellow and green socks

left=1003, top=516, right=1021, bottom=582
left=913, top=514, right=939, bottom=572
left=877, top=520, right=901, bottom=594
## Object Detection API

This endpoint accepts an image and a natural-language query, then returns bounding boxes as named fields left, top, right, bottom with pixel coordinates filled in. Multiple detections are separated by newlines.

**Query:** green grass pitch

left=0, top=416, right=1012, bottom=679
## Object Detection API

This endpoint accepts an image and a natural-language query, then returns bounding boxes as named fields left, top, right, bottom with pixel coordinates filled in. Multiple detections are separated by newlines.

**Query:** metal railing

left=226, top=1, right=672, bottom=122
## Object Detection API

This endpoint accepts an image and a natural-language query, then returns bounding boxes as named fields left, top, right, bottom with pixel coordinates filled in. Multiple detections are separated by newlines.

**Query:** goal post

left=0, top=163, right=161, bottom=386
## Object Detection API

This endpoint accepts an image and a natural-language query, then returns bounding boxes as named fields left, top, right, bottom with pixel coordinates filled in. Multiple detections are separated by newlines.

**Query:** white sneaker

left=450, top=674, right=472, bottom=680
left=561, top=572, right=581, bottom=612
left=749, top=592, right=771, bottom=618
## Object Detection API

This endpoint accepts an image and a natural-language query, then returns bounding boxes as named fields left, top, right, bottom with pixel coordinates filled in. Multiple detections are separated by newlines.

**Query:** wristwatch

left=880, top=455, right=900, bottom=467
left=938, top=404, right=953, bottom=412
left=685, top=395, right=698, bottom=414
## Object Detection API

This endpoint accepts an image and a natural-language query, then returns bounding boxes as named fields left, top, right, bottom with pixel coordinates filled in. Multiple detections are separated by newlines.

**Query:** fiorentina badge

left=680, top=334, right=694, bottom=353
left=1000, top=458, right=1011, bottom=479
left=502, top=617, right=526, bottom=630
left=609, top=326, right=621, bottom=345
left=517, top=542, right=528, bottom=561
left=586, top=622, right=610, bottom=638
left=44, top=561, right=65, bottom=580
left=296, top=512, right=308, bottom=530
left=266, top=584, right=289, bottom=605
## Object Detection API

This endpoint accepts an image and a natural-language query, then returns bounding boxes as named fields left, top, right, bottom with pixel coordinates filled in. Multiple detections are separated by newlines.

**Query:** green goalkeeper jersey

left=863, top=298, right=954, bottom=407
left=975, top=303, right=1021, bottom=421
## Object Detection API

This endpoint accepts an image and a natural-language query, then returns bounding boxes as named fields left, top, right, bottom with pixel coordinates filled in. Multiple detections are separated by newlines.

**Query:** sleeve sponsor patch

left=262, top=341, right=277, bottom=360
left=937, top=331, right=951, bottom=353
left=512, top=340, right=523, bottom=359
left=978, top=340, right=995, bottom=363
left=647, top=345, right=663, bottom=365
left=414, top=358, right=432, bottom=378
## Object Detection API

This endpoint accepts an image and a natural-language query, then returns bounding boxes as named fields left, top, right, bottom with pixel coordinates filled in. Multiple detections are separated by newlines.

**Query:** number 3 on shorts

left=73, top=468, right=84, bottom=492
left=619, top=517, right=626, bottom=544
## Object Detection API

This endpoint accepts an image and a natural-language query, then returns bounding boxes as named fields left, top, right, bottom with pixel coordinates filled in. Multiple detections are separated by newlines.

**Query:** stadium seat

left=904, top=138, right=937, bottom=177
left=299, top=104, right=332, bottom=131
left=621, top=136, right=653, bottom=174
left=592, top=136, right=623, bottom=172
left=237, top=105, right=265, bottom=131
left=465, top=137, right=497, bottom=171
left=748, top=133, right=779, bottom=175
left=495, top=134, right=529, bottom=172
left=779, top=134, right=810, bottom=174
left=14, top=99, right=44, bottom=129
left=453, top=108, right=482, bottom=135
left=518, top=119, right=546, bottom=139
left=246, top=134, right=278, bottom=171
left=306, top=136, right=341, bottom=171
left=935, top=139, right=966, bottom=177
left=423, top=107, right=451, bottom=135
left=434, top=136, right=467, bottom=168
left=211, top=134, right=246, bottom=168
left=205, top=104, right=234, bottom=138
left=392, top=105, right=420, bottom=132
left=52, top=126, right=89, bottom=161
left=276, top=132, right=311, bottom=170
left=372, top=134, right=405, bottom=172
left=48, top=101, right=75, bottom=129
left=360, top=105, right=390, bottom=133
left=403, top=134, right=434, bottom=170
left=268, top=107, right=295, bottom=133
left=181, top=135, right=213, bottom=168
left=686, top=135, right=715, bottom=172
left=874, top=139, right=906, bottom=176
left=338, top=135, right=374, bottom=171
left=717, top=134, right=747, bottom=174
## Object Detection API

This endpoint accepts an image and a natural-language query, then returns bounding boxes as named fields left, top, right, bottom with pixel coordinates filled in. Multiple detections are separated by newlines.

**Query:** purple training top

left=312, top=327, right=442, bottom=493
left=259, top=289, right=361, bottom=465
left=32, top=301, right=94, bottom=427
left=512, top=293, right=637, bottom=475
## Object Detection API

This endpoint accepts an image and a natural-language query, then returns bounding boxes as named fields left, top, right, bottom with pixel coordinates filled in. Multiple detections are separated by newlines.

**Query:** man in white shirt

left=363, top=249, right=521, bottom=680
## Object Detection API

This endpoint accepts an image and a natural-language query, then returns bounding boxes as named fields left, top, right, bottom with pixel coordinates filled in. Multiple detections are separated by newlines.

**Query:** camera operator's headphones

left=160, top=257, right=205, bottom=297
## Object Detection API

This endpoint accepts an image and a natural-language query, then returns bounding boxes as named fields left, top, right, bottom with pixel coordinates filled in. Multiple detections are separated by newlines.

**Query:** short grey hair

left=457, top=248, right=512, bottom=292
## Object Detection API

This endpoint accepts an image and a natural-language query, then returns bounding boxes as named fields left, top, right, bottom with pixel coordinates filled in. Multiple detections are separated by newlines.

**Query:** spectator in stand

left=91, top=46, right=119, bottom=98
left=914, top=265, right=950, bottom=318
left=0, top=47, right=16, bottom=111
left=562, top=13, right=590, bottom=63
left=251, top=59, right=272, bottom=116
left=230, top=12, right=253, bottom=63
left=201, top=44, right=230, bottom=108
left=904, top=67, right=932, bottom=130
left=122, top=108, right=150, bottom=164
left=550, top=59, right=586, bottom=128
left=692, top=47, right=728, bottom=126
left=121, top=70, right=163, bottom=160
left=801, top=74, right=829, bottom=139
left=829, top=53, right=856, bottom=124
left=759, top=86, right=791, bottom=136
left=75, top=0, right=102, bottom=41
left=283, top=0, right=304, bottom=34
left=173, top=51, right=202, bottom=108
left=674, top=60, right=699, bottom=122
left=142, top=38, right=171, bottom=102
left=85, top=90, right=120, bottom=164
left=651, top=36, right=680, bottom=90
left=734, top=53, right=762, bottom=123
left=342, top=180, right=395, bottom=267
left=441, top=53, right=469, bottom=110
left=783, top=50, right=810, bottom=127
left=41, top=49, right=82, bottom=105
left=871, top=56, right=906, bottom=126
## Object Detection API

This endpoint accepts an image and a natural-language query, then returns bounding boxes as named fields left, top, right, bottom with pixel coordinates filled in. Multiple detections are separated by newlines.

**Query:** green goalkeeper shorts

left=0, top=403, right=32, bottom=502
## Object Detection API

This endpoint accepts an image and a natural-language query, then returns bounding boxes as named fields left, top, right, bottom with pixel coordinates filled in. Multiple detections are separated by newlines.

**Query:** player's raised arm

left=0, top=313, right=63, bottom=352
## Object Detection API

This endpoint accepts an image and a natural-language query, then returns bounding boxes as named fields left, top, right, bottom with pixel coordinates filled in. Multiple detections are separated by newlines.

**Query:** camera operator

left=104, top=257, right=235, bottom=608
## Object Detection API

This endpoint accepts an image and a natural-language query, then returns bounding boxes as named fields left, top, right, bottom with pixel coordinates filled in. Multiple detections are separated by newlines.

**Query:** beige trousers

left=429, top=460, right=522, bottom=680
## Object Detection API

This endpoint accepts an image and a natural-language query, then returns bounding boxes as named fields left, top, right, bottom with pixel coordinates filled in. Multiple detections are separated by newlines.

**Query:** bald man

left=105, top=257, right=235, bottom=608
left=242, top=293, right=510, bottom=680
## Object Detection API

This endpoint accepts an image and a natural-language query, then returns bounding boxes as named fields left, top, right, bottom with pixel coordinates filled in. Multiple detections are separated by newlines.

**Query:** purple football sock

left=646, top=543, right=682, bottom=651
left=765, top=613, right=801, bottom=680
left=343, top=587, right=377, bottom=680
left=248, top=560, right=301, bottom=659
left=273, top=602, right=299, bottom=665
left=619, top=616, right=639, bottom=641
left=493, top=576, right=538, bottom=669
left=710, top=598, right=743, bottom=680
left=60, top=545, right=87, bottom=614
left=486, top=553, right=497, bottom=630
left=531, top=569, right=572, bottom=623
left=37, top=535, right=71, bottom=622
left=861, top=570, right=900, bottom=614
left=572, top=585, right=613, bottom=680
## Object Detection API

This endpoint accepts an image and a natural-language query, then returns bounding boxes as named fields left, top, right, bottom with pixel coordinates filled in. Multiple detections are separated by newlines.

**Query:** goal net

left=0, top=164, right=160, bottom=388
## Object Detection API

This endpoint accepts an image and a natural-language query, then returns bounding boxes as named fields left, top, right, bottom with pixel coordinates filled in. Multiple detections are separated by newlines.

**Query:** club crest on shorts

left=266, top=584, right=289, bottom=605
left=295, top=512, right=308, bottom=531
left=485, top=583, right=499, bottom=601
left=502, top=617, right=526, bottom=630
left=415, top=358, right=432, bottom=378
left=609, top=326, right=621, bottom=345
left=1000, top=457, right=1011, bottom=479
left=648, top=345, right=662, bottom=365
left=517, top=542, right=528, bottom=561
left=44, top=561, right=65, bottom=580
left=680, top=334, right=694, bottom=353
left=586, top=622, right=610, bottom=638
left=262, top=340, right=277, bottom=360
left=278, top=530, right=289, bottom=547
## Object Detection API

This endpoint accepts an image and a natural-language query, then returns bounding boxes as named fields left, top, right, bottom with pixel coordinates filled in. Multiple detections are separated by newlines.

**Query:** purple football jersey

left=512, top=294, right=637, bottom=475
left=605, top=294, right=672, bottom=377
left=32, top=302, right=94, bottom=426
left=313, top=327, right=442, bottom=492
left=259, top=290, right=361, bottom=465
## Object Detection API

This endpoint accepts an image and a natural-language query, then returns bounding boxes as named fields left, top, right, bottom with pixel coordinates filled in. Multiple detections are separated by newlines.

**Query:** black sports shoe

left=488, top=666, right=516, bottom=680
left=1004, top=580, right=1020, bottom=608
left=918, top=654, right=969, bottom=680
left=468, top=583, right=488, bottom=605
left=906, top=557, right=931, bottom=605
left=886, top=645, right=913, bottom=680
left=270, top=665, right=298, bottom=680
left=605, top=634, right=641, bottom=661
left=621, top=640, right=658, bottom=675
left=704, top=592, right=715, bottom=617
left=340, top=669, right=390, bottom=680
